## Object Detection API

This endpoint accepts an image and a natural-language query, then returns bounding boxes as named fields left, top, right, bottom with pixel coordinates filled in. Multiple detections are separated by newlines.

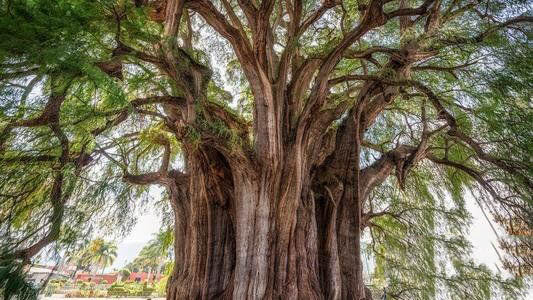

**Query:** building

left=127, top=271, right=163, bottom=283
left=27, top=265, right=70, bottom=286
left=74, top=272, right=118, bottom=284
left=74, top=271, right=163, bottom=284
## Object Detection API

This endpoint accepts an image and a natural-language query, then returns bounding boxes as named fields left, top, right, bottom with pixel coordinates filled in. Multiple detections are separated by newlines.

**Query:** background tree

left=0, top=0, right=532, bottom=299
left=65, top=238, right=118, bottom=275
left=120, top=268, right=132, bottom=281
left=127, top=228, right=173, bottom=274
left=84, top=239, right=118, bottom=274
left=66, top=243, right=94, bottom=278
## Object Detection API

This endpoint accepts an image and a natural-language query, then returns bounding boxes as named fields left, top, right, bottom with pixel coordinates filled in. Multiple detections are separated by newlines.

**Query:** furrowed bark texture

left=162, top=119, right=395, bottom=299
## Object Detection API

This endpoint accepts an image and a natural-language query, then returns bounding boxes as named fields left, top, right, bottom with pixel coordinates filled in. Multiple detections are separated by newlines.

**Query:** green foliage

left=366, top=167, right=527, bottom=299
left=155, top=275, right=169, bottom=296
left=107, top=281, right=154, bottom=297
left=0, top=257, right=38, bottom=300
left=0, top=0, right=101, bottom=72
left=44, top=282, right=61, bottom=296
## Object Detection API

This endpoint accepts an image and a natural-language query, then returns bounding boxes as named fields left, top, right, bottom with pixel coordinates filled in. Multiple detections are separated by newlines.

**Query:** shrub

left=48, top=282, right=61, bottom=289
left=107, top=284, right=129, bottom=297
left=50, top=279, right=67, bottom=284
left=141, top=286, right=155, bottom=296
left=128, top=283, right=143, bottom=295
left=65, top=289, right=107, bottom=298
left=65, top=289, right=80, bottom=297
left=44, top=282, right=61, bottom=296
left=106, top=281, right=154, bottom=297
left=155, top=276, right=169, bottom=296
left=78, top=281, right=89, bottom=289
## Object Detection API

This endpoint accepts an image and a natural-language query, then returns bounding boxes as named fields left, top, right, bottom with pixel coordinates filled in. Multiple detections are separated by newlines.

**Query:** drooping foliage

left=0, top=255, right=38, bottom=300
left=0, top=0, right=531, bottom=299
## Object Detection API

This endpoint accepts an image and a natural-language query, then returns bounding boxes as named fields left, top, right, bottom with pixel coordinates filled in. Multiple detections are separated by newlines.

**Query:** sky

left=108, top=207, right=161, bottom=271
left=467, top=196, right=504, bottom=272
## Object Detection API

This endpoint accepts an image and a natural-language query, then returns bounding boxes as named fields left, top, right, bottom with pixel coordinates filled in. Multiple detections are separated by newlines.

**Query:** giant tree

left=0, top=0, right=532, bottom=299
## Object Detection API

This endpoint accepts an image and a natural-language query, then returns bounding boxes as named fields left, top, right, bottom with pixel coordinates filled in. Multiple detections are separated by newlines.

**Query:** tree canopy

left=0, top=0, right=532, bottom=299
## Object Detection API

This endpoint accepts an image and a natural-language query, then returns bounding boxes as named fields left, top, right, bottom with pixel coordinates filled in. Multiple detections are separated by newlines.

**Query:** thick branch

left=11, top=173, right=64, bottom=263
left=10, top=77, right=72, bottom=128
left=91, top=96, right=185, bottom=136
left=298, top=0, right=340, bottom=36
left=123, top=171, right=166, bottom=185
left=9, top=124, right=71, bottom=263
left=163, top=0, right=185, bottom=38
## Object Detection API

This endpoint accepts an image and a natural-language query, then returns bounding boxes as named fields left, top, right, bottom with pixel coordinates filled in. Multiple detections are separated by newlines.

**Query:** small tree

left=120, top=269, right=131, bottom=282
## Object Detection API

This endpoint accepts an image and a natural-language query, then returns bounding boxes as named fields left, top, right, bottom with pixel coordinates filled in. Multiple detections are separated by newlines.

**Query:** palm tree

left=127, top=228, right=173, bottom=281
left=66, top=246, right=93, bottom=278
left=83, top=238, right=118, bottom=274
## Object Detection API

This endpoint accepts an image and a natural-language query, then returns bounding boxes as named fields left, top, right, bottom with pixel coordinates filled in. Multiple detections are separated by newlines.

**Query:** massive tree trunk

left=164, top=162, right=333, bottom=299
left=159, top=102, right=383, bottom=299
left=159, top=136, right=396, bottom=299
